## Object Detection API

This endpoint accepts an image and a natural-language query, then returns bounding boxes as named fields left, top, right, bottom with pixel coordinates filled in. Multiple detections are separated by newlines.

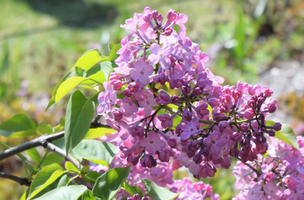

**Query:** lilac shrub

left=92, top=6, right=287, bottom=199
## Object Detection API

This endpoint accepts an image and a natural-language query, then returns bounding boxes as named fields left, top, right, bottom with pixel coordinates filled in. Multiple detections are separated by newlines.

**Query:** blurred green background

left=1, top=0, right=303, bottom=199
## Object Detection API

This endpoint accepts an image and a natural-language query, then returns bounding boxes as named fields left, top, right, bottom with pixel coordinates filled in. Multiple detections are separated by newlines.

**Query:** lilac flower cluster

left=169, top=178, right=219, bottom=200
left=96, top=6, right=281, bottom=180
left=233, top=136, right=304, bottom=200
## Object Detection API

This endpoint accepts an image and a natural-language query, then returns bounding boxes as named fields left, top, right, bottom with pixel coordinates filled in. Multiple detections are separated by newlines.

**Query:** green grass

left=1, top=0, right=238, bottom=93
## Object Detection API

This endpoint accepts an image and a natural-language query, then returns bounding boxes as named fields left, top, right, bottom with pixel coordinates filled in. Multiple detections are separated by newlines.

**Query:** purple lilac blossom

left=92, top=6, right=284, bottom=199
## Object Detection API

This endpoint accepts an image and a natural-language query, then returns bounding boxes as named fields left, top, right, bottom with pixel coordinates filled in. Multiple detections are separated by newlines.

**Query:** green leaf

left=87, top=71, right=106, bottom=84
left=108, top=42, right=116, bottom=51
left=172, top=115, right=182, bottom=128
left=142, top=179, right=179, bottom=200
left=73, top=140, right=119, bottom=167
left=65, top=161, right=79, bottom=173
left=206, top=103, right=213, bottom=120
left=92, top=166, right=130, bottom=200
left=65, top=90, right=95, bottom=154
left=0, top=82, right=8, bottom=101
left=74, top=49, right=103, bottom=71
left=0, top=114, right=37, bottom=138
left=0, top=42, right=10, bottom=77
left=28, top=163, right=64, bottom=199
left=83, top=171, right=102, bottom=183
left=109, top=44, right=121, bottom=63
left=33, top=185, right=87, bottom=200
left=99, top=61, right=113, bottom=80
left=37, top=122, right=53, bottom=135
left=40, top=153, right=65, bottom=168
left=81, top=63, right=108, bottom=85
left=54, top=117, right=65, bottom=133
left=57, top=174, right=70, bottom=187
left=267, top=121, right=299, bottom=150
left=46, top=67, right=86, bottom=110
left=32, top=173, right=70, bottom=200
left=84, top=127, right=116, bottom=139
left=81, top=190, right=97, bottom=200
left=26, top=148, right=41, bottom=164
left=20, top=191, right=27, bottom=200
left=81, top=165, right=90, bottom=173
left=122, top=182, right=144, bottom=198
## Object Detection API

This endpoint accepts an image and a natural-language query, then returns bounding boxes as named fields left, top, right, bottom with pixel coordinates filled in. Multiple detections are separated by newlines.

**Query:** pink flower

left=203, top=132, right=227, bottom=156
left=148, top=43, right=172, bottom=69
left=158, top=114, right=173, bottom=128
left=179, top=117, right=199, bottom=140
left=263, top=181, right=282, bottom=199
left=241, top=184, right=264, bottom=200
left=117, top=97, right=138, bottom=117
left=97, top=81, right=117, bottom=115
left=139, top=131, right=166, bottom=155
left=130, top=59, right=154, bottom=85
left=135, top=90, right=157, bottom=116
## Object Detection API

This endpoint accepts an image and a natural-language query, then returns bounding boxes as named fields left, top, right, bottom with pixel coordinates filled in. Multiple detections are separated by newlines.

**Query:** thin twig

left=0, top=131, right=64, bottom=161
left=0, top=121, right=112, bottom=186
left=237, top=157, right=262, bottom=177
left=43, top=141, right=81, bottom=169
left=0, top=172, right=31, bottom=186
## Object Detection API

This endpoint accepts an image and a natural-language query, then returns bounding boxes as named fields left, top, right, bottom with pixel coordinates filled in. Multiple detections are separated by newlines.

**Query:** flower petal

left=150, top=43, right=162, bottom=55
left=146, top=144, right=157, bottom=155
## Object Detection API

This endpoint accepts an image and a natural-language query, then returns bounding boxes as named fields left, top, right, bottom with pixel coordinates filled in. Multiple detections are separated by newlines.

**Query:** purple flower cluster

left=96, top=6, right=281, bottom=180
left=233, top=136, right=304, bottom=200
left=169, top=178, right=219, bottom=200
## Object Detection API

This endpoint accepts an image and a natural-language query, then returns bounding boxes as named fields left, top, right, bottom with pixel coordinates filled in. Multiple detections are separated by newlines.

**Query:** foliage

left=0, top=4, right=303, bottom=200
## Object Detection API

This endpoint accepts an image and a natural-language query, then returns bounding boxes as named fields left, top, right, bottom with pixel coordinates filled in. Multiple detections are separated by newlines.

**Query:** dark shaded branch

left=0, top=131, right=64, bottom=161
left=0, top=172, right=31, bottom=186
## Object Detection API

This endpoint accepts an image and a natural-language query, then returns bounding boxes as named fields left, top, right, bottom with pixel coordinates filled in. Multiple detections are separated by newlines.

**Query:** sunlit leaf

left=73, top=49, right=104, bottom=71
left=0, top=114, right=37, bottom=138
left=142, top=179, right=179, bottom=200
left=46, top=67, right=86, bottom=110
left=172, top=115, right=182, bottom=128
left=267, top=121, right=299, bottom=150
left=87, top=71, right=106, bottom=84
left=65, top=90, right=95, bottom=154
left=73, top=140, right=119, bottom=167
left=28, top=163, right=64, bottom=199
left=65, top=161, right=79, bottom=173
left=84, top=127, right=116, bottom=139
left=92, top=166, right=130, bottom=200
left=33, top=185, right=87, bottom=200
